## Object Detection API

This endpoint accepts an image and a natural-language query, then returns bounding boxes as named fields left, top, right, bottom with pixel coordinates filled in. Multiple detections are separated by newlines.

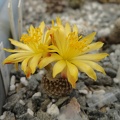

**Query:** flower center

left=20, top=27, right=43, bottom=44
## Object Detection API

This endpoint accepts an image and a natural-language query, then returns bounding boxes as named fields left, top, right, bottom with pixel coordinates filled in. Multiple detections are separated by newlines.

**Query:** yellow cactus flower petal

left=82, top=42, right=104, bottom=54
left=9, top=39, right=31, bottom=50
left=73, top=24, right=78, bottom=35
left=39, top=21, right=45, bottom=33
left=39, top=53, right=62, bottom=69
left=65, top=23, right=71, bottom=35
left=21, top=56, right=32, bottom=74
left=4, top=17, right=108, bottom=88
left=67, top=69, right=76, bottom=88
left=29, top=54, right=42, bottom=74
left=72, top=60, right=97, bottom=80
left=40, top=18, right=108, bottom=88
left=3, top=53, right=31, bottom=64
left=80, top=32, right=96, bottom=45
left=74, top=53, right=108, bottom=62
left=3, top=48, right=31, bottom=53
left=3, top=21, right=51, bottom=76
left=53, top=60, right=66, bottom=78
left=79, top=60, right=106, bottom=75
left=66, top=61, right=78, bottom=86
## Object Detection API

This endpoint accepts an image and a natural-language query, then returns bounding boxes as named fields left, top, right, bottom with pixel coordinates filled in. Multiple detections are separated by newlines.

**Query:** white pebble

left=113, top=78, right=119, bottom=84
left=86, top=91, right=92, bottom=98
left=19, top=100, right=25, bottom=105
left=97, top=28, right=110, bottom=38
left=10, top=85, right=16, bottom=91
left=32, top=92, right=41, bottom=98
left=27, top=108, right=34, bottom=116
left=0, top=111, right=6, bottom=119
left=38, top=70, right=45, bottom=75
left=52, top=99, right=56, bottom=103
left=47, top=104, right=59, bottom=117
left=79, top=90, right=88, bottom=95
left=116, top=66, right=120, bottom=79
left=10, top=75, right=16, bottom=85
left=35, top=70, right=45, bottom=81
left=115, top=49, right=120, bottom=57
left=93, top=90, right=105, bottom=95
left=20, top=77, right=28, bottom=86
left=15, top=83, right=19, bottom=87
left=38, top=70, right=45, bottom=80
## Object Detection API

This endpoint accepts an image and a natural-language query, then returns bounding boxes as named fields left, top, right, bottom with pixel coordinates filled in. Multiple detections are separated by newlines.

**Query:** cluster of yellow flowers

left=3, top=18, right=108, bottom=88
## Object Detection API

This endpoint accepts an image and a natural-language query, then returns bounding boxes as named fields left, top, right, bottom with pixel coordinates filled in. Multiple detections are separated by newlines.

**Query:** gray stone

left=55, top=96, right=70, bottom=107
left=18, top=113, right=35, bottom=120
left=18, top=87, right=27, bottom=96
left=13, top=101, right=27, bottom=116
left=3, top=88, right=26, bottom=111
left=27, top=76, right=39, bottom=91
left=32, top=96, right=44, bottom=112
left=77, top=95, right=86, bottom=107
left=76, top=81, right=87, bottom=90
left=116, top=66, right=120, bottom=81
left=37, top=110, right=52, bottom=120
left=109, top=18, right=120, bottom=44
left=93, top=89, right=105, bottom=95
left=88, top=110, right=105, bottom=120
left=104, top=67, right=117, bottom=78
left=41, top=98, right=51, bottom=111
left=115, top=91, right=120, bottom=102
left=3, top=94, right=21, bottom=110
left=87, top=92, right=117, bottom=108
left=107, top=109, right=120, bottom=120
left=27, top=100, right=34, bottom=111
left=83, top=73, right=113, bottom=86
left=4, top=111, right=15, bottom=120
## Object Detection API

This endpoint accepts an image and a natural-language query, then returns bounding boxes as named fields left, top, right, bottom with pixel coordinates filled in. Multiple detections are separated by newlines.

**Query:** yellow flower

left=3, top=22, right=51, bottom=77
left=39, top=18, right=108, bottom=88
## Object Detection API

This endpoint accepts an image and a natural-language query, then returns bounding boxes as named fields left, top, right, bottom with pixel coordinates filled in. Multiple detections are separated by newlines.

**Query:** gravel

left=1, top=0, right=120, bottom=120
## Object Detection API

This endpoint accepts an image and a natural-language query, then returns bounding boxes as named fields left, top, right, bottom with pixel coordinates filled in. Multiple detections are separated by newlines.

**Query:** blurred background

left=22, top=0, right=120, bottom=43
left=0, top=0, right=120, bottom=117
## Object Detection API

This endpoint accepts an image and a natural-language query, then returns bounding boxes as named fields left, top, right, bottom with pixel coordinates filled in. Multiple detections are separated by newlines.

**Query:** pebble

left=109, top=18, right=120, bottom=44
left=0, top=111, right=6, bottom=120
left=93, top=89, right=106, bottom=95
left=86, top=91, right=93, bottom=98
left=113, top=78, right=120, bottom=84
left=37, top=110, right=52, bottom=120
left=32, top=92, right=41, bottom=98
left=13, top=101, right=27, bottom=116
left=19, top=113, right=35, bottom=120
left=10, top=75, right=16, bottom=85
left=47, top=104, right=60, bottom=117
left=97, top=28, right=110, bottom=38
left=87, top=92, right=117, bottom=108
left=3, top=94, right=21, bottom=110
left=2, top=111, right=15, bottom=120
left=19, top=99, right=26, bottom=105
left=27, top=100, right=34, bottom=111
left=27, top=76, right=39, bottom=90
left=105, top=67, right=117, bottom=78
left=35, top=70, right=45, bottom=81
left=10, top=85, right=16, bottom=91
left=27, top=108, right=34, bottom=116
left=79, top=90, right=88, bottom=95
left=116, top=66, right=120, bottom=80
left=20, top=77, right=28, bottom=86
left=2, top=0, right=120, bottom=120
